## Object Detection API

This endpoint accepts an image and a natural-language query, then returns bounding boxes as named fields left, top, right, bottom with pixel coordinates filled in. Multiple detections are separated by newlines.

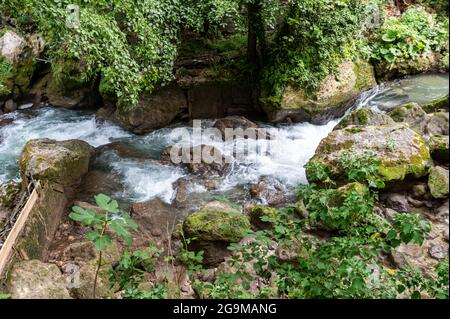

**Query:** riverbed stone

left=4, top=99, right=17, bottom=112
left=428, top=166, right=449, bottom=199
left=428, top=134, right=449, bottom=163
left=249, top=176, right=290, bottom=206
left=425, top=112, right=449, bottom=136
left=388, top=102, right=428, bottom=134
left=130, top=198, right=180, bottom=242
left=262, top=60, right=377, bottom=124
left=161, top=144, right=231, bottom=178
left=19, top=138, right=93, bottom=188
left=0, top=180, right=21, bottom=208
left=72, top=259, right=116, bottom=299
left=7, top=260, right=71, bottom=299
left=422, top=95, right=449, bottom=113
left=213, top=116, right=266, bottom=140
left=334, top=108, right=394, bottom=130
left=307, top=123, right=431, bottom=184
left=112, top=84, right=187, bottom=134
left=183, top=201, right=250, bottom=242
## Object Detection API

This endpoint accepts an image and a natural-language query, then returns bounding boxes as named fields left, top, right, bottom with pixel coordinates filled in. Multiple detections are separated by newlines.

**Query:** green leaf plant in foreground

left=69, top=194, right=137, bottom=298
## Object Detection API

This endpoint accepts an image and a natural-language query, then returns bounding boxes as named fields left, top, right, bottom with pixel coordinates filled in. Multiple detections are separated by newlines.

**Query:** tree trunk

left=247, top=3, right=258, bottom=67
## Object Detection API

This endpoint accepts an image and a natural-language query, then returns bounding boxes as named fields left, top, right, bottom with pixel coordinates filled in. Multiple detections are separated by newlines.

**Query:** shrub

left=371, top=6, right=449, bottom=64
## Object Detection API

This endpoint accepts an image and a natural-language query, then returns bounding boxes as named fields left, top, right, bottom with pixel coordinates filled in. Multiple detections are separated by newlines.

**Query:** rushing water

left=0, top=73, right=448, bottom=204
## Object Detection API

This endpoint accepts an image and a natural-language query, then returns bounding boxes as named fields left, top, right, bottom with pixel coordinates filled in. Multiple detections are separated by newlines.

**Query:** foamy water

left=0, top=73, right=448, bottom=203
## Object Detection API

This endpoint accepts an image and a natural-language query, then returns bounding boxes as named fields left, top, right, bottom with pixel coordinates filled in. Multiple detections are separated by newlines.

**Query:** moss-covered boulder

left=388, top=103, right=449, bottom=137
left=388, top=102, right=427, bottom=132
left=46, top=75, right=99, bottom=109
left=422, top=95, right=449, bottom=113
left=307, top=123, right=431, bottom=184
left=428, top=134, right=449, bottom=163
left=334, top=108, right=394, bottom=130
left=19, top=139, right=93, bottom=188
left=374, top=51, right=446, bottom=81
left=183, top=201, right=251, bottom=242
left=428, top=166, right=449, bottom=199
left=0, top=180, right=21, bottom=208
left=262, top=60, right=377, bottom=124
left=7, top=260, right=71, bottom=299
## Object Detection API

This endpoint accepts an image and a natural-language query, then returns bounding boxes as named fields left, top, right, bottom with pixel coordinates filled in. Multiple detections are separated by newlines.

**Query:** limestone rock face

left=7, top=260, right=71, bottom=299
left=307, top=123, right=431, bottom=184
left=374, top=52, right=446, bottom=81
left=19, top=139, right=93, bottom=187
left=263, top=60, right=377, bottom=124
left=428, top=166, right=449, bottom=199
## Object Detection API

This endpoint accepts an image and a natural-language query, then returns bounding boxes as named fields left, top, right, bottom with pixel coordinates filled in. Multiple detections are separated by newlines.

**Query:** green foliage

left=298, top=183, right=376, bottom=232
left=337, top=150, right=385, bottom=188
left=0, top=293, right=11, bottom=299
left=371, top=7, right=449, bottom=64
left=70, top=194, right=137, bottom=249
left=0, top=55, right=12, bottom=96
left=198, top=231, right=275, bottom=299
left=0, top=0, right=195, bottom=110
left=69, top=193, right=137, bottom=298
left=262, top=0, right=369, bottom=96
left=385, top=213, right=431, bottom=249
left=110, top=245, right=162, bottom=294
left=304, top=160, right=334, bottom=186
left=177, top=231, right=204, bottom=275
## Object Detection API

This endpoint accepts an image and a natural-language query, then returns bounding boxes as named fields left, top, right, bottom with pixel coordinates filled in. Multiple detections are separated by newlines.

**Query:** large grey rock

left=19, top=139, right=93, bottom=187
left=307, top=123, right=431, bottom=184
left=8, top=260, right=71, bottom=299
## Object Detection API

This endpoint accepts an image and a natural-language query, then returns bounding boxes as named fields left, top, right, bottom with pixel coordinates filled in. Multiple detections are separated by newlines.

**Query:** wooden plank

left=0, top=182, right=41, bottom=277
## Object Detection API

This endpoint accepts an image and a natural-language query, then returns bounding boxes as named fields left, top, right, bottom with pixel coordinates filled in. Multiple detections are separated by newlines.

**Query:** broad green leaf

left=94, top=235, right=112, bottom=251
left=95, top=194, right=120, bottom=213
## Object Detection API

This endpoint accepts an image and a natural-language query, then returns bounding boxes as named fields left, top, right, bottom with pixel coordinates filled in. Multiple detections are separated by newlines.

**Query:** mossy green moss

left=428, top=166, right=449, bottom=199
left=184, top=210, right=251, bottom=242
left=422, top=95, right=449, bottom=113
left=378, top=136, right=430, bottom=181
